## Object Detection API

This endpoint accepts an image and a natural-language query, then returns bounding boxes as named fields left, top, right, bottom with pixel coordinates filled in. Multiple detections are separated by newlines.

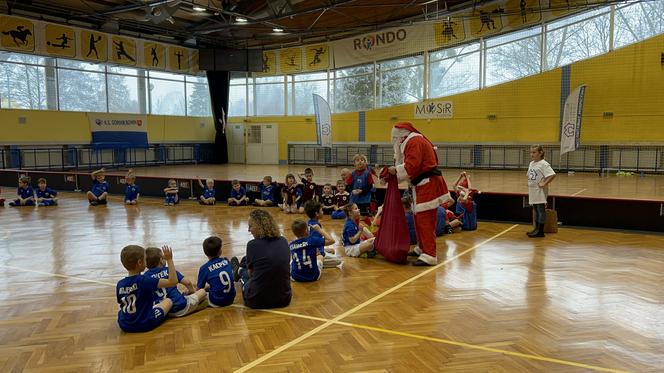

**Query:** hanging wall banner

left=434, top=18, right=466, bottom=47
left=313, top=94, right=333, bottom=148
left=414, top=100, right=454, bottom=119
left=506, top=0, right=542, bottom=27
left=304, top=44, right=330, bottom=71
left=88, top=113, right=148, bottom=147
left=0, top=15, right=35, bottom=52
left=80, top=30, right=107, bottom=62
left=560, top=85, right=586, bottom=155
left=332, top=24, right=435, bottom=68
left=44, top=24, right=76, bottom=58
left=110, top=36, right=137, bottom=65
left=169, top=46, right=189, bottom=72
left=143, top=42, right=165, bottom=69
left=280, top=47, right=302, bottom=74
left=261, top=50, right=277, bottom=74
left=0, top=15, right=198, bottom=73
left=469, top=4, right=505, bottom=38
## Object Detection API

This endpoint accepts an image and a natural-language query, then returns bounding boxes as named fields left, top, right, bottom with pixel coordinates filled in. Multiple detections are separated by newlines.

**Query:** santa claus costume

left=391, top=122, right=451, bottom=266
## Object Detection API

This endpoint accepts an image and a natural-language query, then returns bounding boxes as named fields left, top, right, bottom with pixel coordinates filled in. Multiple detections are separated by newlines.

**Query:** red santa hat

left=391, top=121, right=420, bottom=139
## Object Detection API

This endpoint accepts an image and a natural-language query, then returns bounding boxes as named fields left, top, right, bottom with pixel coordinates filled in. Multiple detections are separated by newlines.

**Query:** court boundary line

left=0, top=225, right=629, bottom=373
left=572, top=188, right=588, bottom=196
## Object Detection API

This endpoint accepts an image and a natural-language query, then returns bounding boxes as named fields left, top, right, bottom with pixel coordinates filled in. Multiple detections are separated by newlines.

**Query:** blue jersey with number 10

left=116, top=274, right=161, bottom=332
left=289, top=235, right=325, bottom=282
left=197, top=257, right=236, bottom=307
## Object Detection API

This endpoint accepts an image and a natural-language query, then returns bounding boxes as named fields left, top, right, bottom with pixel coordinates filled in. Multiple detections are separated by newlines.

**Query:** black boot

left=526, top=224, right=538, bottom=236
left=528, top=223, right=545, bottom=238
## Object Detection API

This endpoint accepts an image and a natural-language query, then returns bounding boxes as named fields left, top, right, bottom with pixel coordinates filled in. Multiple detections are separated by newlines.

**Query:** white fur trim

left=413, top=192, right=452, bottom=213
left=396, top=164, right=410, bottom=182
left=417, top=253, right=437, bottom=265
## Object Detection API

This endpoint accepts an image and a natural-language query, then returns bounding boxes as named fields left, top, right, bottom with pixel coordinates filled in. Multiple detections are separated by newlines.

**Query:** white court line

left=571, top=188, right=587, bottom=196
left=0, top=264, right=116, bottom=286
left=233, top=224, right=519, bottom=373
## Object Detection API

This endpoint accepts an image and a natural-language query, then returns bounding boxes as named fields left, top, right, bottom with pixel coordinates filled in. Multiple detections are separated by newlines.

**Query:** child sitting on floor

left=164, top=179, right=179, bottom=206
left=320, top=183, right=336, bottom=215
left=253, top=176, right=275, bottom=206
left=124, top=169, right=140, bottom=205
left=144, top=247, right=207, bottom=317
left=87, top=168, right=108, bottom=206
left=9, top=175, right=34, bottom=207
left=36, top=178, right=58, bottom=207
left=228, top=179, right=249, bottom=206
left=332, top=180, right=349, bottom=219
left=198, top=177, right=216, bottom=205
left=341, top=203, right=376, bottom=258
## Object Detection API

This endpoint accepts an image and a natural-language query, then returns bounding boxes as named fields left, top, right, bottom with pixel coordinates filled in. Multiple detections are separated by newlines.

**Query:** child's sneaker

left=8, top=201, right=16, bottom=207
left=362, top=249, right=378, bottom=259
left=230, top=256, right=240, bottom=281
left=89, top=200, right=98, bottom=206
left=38, top=202, right=45, bottom=207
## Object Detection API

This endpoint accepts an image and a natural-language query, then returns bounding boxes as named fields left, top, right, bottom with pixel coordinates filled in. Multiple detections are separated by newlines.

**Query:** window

left=57, top=58, right=104, bottom=72
left=254, top=76, right=285, bottom=115
left=229, top=77, right=248, bottom=117
left=334, top=64, right=374, bottom=112
left=292, top=71, right=329, bottom=115
left=429, top=43, right=480, bottom=98
left=485, top=27, right=541, bottom=87
left=108, top=74, right=145, bottom=114
left=150, top=78, right=186, bottom=116
left=378, top=55, right=423, bottom=107
left=546, top=8, right=611, bottom=69
left=614, top=0, right=664, bottom=48
left=187, top=82, right=211, bottom=117
left=58, top=69, right=107, bottom=112
left=0, top=61, right=49, bottom=110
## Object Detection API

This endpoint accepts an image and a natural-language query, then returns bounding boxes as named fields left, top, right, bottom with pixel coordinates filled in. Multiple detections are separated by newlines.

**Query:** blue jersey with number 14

left=197, top=257, right=236, bottom=307
left=289, top=235, right=325, bottom=282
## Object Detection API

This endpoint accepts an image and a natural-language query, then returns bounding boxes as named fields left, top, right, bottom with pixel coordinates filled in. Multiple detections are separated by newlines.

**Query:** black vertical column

left=206, top=71, right=230, bottom=164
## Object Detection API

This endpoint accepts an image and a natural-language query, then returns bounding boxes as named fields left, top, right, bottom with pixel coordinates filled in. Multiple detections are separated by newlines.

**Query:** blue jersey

left=125, top=184, right=140, bottom=201
left=435, top=206, right=447, bottom=236
left=197, top=257, right=236, bottom=307
left=456, top=201, right=477, bottom=231
left=36, top=187, right=57, bottom=199
left=405, top=212, right=417, bottom=245
left=260, top=184, right=274, bottom=202
left=203, top=185, right=215, bottom=199
left=307, top=219, right=327, bottom=256
left=116, top=274, right=163, bottom=332
left=91, top=180, right=108, bottom=197
left=144, top=267, right=186, bottom=313
left=342, top=219, right=359, bottom=246
left=17, top=185, right=34, bottom=199
left=230, top=186, right=246, bottom=199
left=289, top=236, right=325, bottom=282
left=349, top=169, right=372, bottom=204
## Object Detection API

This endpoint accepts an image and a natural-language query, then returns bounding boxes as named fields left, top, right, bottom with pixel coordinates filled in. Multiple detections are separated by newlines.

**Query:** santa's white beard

left=393, top=138, right=405, bottom=165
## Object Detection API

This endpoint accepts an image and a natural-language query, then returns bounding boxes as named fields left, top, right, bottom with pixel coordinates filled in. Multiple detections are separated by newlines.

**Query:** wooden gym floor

left=0, top=191, right=662, bottom=372
left=128, top=164, right=664, bottom=201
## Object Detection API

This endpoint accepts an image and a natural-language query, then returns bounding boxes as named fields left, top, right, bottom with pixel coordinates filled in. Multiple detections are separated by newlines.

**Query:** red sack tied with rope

left=374, top=169, right=411, bottom=263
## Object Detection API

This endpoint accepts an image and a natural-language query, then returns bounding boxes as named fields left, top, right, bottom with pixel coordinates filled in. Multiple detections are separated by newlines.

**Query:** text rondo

left=353, top=29, right=407, bottom=50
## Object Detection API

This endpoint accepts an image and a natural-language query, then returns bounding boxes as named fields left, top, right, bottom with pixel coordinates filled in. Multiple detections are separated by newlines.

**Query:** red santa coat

left=395, top=133, right=451, bottom=211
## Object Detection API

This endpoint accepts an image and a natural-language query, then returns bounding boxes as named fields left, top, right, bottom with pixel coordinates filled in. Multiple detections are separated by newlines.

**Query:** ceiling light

left=272, top=27, right=284, bottom=32
left=193, top=6, right=206, bottom=12
left=235, top=16, right=248, bottom=23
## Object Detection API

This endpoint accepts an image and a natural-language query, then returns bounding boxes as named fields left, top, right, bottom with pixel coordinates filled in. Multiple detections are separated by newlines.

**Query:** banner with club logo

left=88, top=113, right=148, bottom=147
left=312, top=94, right=332, bottom=148
left=560, top=84, right=586, bottom=155
left=414, top=100, right=454, bottom=119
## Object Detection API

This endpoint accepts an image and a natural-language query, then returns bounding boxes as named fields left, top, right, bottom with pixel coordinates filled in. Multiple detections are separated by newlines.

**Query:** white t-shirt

left=527, top=159, right=555, bottom=204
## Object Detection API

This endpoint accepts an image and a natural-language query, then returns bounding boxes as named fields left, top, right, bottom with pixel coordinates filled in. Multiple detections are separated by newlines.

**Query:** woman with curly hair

left=231, top=209, right=292, bottom=309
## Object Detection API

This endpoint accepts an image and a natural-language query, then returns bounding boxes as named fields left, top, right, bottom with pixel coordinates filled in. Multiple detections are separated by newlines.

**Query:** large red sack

left=374, top=171, right=411, bottom=263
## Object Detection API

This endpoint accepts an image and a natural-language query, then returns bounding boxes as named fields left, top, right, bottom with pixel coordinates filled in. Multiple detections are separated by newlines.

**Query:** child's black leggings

left=533, top=203, right=546, bottom=224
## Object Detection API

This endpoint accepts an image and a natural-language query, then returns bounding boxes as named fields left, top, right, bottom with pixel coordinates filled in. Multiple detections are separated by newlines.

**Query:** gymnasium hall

left=0, top=0, right=662, bottom=372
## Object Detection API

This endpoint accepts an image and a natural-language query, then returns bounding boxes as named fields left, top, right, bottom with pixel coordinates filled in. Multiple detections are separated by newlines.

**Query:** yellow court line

left=0, top=264, right=116, bottom=286
left=333, top=321, right=629, bottom=373
left=0, top=228, right=629, bottom=373
left=234, top=224, right=520, bottom=372
left=572, top=188, right=588, bottom=196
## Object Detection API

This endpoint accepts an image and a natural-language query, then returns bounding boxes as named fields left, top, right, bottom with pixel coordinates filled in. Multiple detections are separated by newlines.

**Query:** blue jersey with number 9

left=197, top=257, right=236, bottom=307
